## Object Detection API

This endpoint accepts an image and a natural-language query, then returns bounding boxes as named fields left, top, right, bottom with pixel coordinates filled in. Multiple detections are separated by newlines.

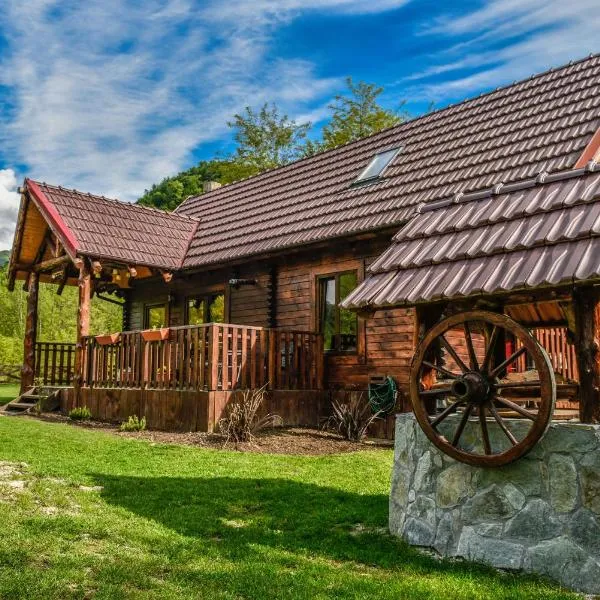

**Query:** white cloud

left=404, top=0, right=600, bottom=101
left=0, top=0, right=409, bottom=211
left=0, top=169, right=20, bottom=250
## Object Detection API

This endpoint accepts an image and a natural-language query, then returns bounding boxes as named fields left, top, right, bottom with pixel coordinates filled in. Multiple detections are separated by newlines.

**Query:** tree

left=314, top=78, right=404, bottom=152
left=228, top=103, right=311, bottom=172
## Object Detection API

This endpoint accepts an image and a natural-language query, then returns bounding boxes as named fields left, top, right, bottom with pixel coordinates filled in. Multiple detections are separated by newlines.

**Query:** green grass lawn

left=0, top=383, right=19, bottom=405
left=0, top=418, right=575, bottom=600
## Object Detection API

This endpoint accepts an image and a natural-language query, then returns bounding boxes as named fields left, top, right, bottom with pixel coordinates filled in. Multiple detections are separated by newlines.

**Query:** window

left=355, top=147, right=401, bottom=183
left=318, top=271, right=358, bottom=352
left=186, top=293, right=225, bottom=325
left=145, top=304, right=167, bottom=329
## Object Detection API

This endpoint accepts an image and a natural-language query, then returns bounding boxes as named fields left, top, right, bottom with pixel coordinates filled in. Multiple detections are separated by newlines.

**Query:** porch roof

left=20, top=179, right=199, bottom=271
left=341, top=165, right=600, bottom=310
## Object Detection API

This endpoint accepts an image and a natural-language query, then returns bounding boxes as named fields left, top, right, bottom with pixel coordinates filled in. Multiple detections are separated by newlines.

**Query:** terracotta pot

left=141, top=328, right=170, bottom=342
left=95, top=333, right=121, bottom=346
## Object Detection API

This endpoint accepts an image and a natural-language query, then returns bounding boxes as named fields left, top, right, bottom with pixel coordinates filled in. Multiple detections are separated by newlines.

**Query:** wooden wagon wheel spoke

left=479, top=404, right=492, bottom=455
left=481, top=325, right=500, bottom=374
left=451, top=403, right=474, bottom=446
left=487, top=401, right=518, bottom=446
left=493, top=395, right=537, bottom=420
left=410, top=310, right=555, bottom=468
left=422, top=360, right=459, bottom=380
left=439, top=335, right=470, bottom=374
left=463, top=321, right=479, bottom=371
left=489, top=346, right=527, bottom=378
left=430, top=398, right=465, bottom=428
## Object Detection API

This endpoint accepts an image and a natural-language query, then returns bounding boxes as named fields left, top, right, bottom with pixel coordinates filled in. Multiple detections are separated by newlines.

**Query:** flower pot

left=141, top=328, right=170, bottom=342
left=95, top=333, right=121, bottom=346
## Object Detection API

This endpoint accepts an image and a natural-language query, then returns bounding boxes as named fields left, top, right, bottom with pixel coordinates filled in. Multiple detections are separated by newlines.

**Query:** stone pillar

left=20, top=272, right=39, bottom=393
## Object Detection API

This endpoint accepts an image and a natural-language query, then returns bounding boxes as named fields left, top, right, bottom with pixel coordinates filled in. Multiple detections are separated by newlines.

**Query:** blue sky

left=0, top=0, right=598, bottom=249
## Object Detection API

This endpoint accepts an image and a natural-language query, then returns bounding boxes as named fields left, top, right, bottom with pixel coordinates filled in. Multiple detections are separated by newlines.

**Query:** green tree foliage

left=0, top=251, right=9, bottom=267
left=228, top=103, right=311, bottom=173
left=137, top=81, right=404, bottom=211
left=0, top=266, right=122, bottom=365
left=315, top=78, right=403, bottom=151
left=137, top=159, right=258, bottom=211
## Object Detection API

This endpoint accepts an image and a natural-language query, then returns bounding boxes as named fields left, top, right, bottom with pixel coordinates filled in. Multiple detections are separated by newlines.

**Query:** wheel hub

left=451, top=371, right=490, bottom=404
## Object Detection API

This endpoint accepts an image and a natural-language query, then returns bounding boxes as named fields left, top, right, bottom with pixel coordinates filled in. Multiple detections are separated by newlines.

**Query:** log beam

left=20, top=272, right=39, bottom=393
left=573, top=287, right=600, bottom=423
left=73, top=259, right=92, bottom=405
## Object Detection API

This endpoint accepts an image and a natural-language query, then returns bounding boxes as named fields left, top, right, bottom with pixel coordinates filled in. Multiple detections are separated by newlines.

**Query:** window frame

left=317, top=270, right=359, bottom=354
left=143, top=303, right=168, bottom=330
left=354, top=146, right=402, bottom=185
left=185, top=292, right=225, bottom=325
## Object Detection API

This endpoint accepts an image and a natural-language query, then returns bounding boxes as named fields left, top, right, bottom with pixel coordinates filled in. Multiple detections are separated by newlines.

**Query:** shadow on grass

left=90, top=473, right=558, bottom=594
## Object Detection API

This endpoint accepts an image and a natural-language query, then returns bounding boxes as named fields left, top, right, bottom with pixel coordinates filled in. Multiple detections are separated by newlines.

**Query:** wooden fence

left=34, top=342, right=76, bottom=386
left=81, top=324, right=324, bottom=391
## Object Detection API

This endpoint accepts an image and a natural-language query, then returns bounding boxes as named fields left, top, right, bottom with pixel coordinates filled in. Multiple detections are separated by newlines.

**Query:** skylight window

left=355, top=147, right=401, bottom=183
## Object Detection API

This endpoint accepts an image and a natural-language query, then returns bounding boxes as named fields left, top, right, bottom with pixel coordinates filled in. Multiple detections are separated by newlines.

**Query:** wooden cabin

left=5, top=54, right=600, bottom=435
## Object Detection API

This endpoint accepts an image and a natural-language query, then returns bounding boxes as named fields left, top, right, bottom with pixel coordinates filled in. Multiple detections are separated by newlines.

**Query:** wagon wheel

left=410, top=311, right=555, bottom=467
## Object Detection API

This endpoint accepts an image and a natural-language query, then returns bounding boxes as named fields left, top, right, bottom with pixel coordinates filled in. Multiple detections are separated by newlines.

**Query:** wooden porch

left=50, top=324, right=327, bottom=432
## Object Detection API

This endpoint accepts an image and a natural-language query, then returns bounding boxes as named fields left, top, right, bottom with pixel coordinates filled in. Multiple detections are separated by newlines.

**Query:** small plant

left=120, top=415, right=147, bottom=432
left=325, top=393, right=382, bottom=442
left=68, top=406, right=92, bottom=421
left=218, top=385, right=281, bottom=444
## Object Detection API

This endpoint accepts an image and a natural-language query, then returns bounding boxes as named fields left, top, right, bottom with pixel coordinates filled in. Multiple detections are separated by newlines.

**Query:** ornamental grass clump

left=218, top=385, right=281, bottom=444
left=68, top=406, right=92, bottom=421
left=119, top=415, right=147, bottom=432
left=325, top=393, right=382, bottom=442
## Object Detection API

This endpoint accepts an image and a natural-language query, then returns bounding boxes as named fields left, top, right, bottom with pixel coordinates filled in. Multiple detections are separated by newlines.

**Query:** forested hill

left=0, top=251, right=9, bottom=267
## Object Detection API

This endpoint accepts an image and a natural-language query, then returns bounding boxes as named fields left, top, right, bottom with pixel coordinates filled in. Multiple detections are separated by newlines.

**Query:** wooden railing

left=515, top=327, right=578, bottom=382
left=80, top=324, right=324, bottom=391
left=34, top=342, right=76, bottom=386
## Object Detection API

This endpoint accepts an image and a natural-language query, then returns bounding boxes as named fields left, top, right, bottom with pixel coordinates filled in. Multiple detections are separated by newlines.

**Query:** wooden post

left=573, top=287, right=600, bottom=423
left=73, top=259, right=91, bottom=405
left=20, top=271, right=39, bottom=393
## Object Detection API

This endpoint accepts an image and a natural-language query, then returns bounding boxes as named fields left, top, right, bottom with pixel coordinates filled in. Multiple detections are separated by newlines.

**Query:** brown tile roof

left=176, top=54, right=600, bottom=268
left=341, top=164, right=600, bottom=309
left=26, top=180, right=198, bottom=270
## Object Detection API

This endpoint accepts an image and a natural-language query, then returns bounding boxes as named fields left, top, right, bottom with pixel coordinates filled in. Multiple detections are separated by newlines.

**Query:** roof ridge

left=417, top=161, right=600, bottom=216
left=177, top=52, right=600, bottom=213
left=31, top=179, right=199, bottom=222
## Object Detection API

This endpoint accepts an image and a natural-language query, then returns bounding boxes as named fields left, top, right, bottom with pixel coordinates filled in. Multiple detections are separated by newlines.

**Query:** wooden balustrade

left=80, top=324, right=324, bottom=391
left=515, top=327, right=578, bottom=381
left=34, top=342, right=76, bottom=386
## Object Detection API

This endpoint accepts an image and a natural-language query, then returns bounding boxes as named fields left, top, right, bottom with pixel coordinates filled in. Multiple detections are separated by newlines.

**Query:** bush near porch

left=0, top=417, right=575, bottom=599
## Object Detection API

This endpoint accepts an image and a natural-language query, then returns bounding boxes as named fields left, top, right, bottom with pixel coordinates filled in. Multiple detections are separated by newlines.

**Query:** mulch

left=24, top=413, right=392, bottom=456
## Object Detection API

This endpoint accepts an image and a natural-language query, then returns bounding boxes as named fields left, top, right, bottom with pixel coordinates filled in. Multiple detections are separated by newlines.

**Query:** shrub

left=120, top=415, right=147, bottom=432
left=218, top=385, right=281, bottom=444
left=68, top=406, right=92, bottom=421
left=325, top=393, right=382, bottom=442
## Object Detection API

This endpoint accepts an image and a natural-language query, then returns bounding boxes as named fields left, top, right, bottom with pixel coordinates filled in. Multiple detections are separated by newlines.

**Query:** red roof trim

left=25, top=179, right=79, bottom=258
left=575, top=125, right=600, bottom=168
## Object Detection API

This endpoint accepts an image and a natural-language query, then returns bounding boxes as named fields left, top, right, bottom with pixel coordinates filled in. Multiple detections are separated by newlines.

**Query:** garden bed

left=25, top=412, right=392, bottom=455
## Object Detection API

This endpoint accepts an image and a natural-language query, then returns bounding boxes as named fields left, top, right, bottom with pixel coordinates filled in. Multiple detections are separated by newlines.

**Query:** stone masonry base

left=390, top=413, right=600, bottom=594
